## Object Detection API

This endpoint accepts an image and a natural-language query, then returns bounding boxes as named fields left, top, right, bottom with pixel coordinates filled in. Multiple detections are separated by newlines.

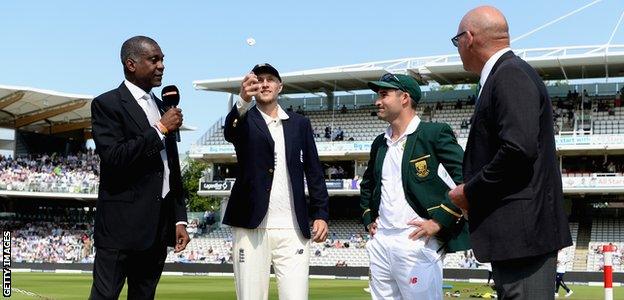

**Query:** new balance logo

left=239, top=249, right=245, bottom=263
left=295, top=249, right=304, bottom=255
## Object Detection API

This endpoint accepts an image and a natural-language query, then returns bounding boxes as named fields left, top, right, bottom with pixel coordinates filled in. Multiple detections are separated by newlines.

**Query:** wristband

left=156, top=122, right=168, bottom=135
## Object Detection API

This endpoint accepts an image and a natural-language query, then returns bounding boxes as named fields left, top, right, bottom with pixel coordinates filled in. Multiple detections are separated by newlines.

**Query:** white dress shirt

left=124, top=80, right=186, bottom=226
left=478, top=47, right=512, bottom=98
left=236, top=98, right=298, bottom=229
left=377, top=115, right=424, bottom=230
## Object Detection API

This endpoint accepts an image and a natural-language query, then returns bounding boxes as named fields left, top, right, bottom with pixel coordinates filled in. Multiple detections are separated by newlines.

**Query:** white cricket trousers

left=366, top=228, right=443, bottom=300
left=232, top=227, right=310, bottom=300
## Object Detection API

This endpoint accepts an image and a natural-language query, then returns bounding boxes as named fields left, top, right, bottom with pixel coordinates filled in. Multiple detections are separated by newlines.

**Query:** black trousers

left=89, top=243, right=167, bottom=300
left=90, top=195, right=174, bottom=300
left=492, top=251, right=557, bottom=300
left=555, top=272, right=570, bottom=293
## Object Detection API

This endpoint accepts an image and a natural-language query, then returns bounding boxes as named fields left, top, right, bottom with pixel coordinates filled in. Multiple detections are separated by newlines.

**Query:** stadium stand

left=4, top=217, right=614, bottom=272
left=198, top=93, right=623, bottom=146
left=0, top=151, right=99, bottom=194
left=3, top=221, right=94, bottom=263
left=587, top=219, right=624, bottom=272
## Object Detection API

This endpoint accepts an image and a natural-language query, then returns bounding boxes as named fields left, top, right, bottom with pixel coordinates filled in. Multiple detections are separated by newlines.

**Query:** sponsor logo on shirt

left=238, top=249, right=245, bottom=263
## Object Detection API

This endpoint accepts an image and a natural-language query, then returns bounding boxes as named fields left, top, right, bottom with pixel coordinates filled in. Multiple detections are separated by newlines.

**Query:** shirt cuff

left=175, top=221, right=188, bottom=226
left=235, top=95, right=253, bottom=116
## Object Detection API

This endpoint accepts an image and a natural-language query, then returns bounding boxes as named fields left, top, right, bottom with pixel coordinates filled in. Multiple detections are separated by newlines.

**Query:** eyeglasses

left=451, top=31, right=467, bottom=47
left=379, top=73, right=407, bottom=92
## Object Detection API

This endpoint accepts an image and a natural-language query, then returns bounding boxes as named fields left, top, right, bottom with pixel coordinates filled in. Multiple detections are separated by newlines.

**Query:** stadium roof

left=193, top=44, right=624, bottom=95
left=0, top=85, right=197, bottom=136
left=0, top=85, right=93, bottom=135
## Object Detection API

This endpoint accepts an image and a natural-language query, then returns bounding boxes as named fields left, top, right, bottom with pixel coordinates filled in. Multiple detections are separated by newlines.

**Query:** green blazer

left=360, top=121, right=470, bottom=253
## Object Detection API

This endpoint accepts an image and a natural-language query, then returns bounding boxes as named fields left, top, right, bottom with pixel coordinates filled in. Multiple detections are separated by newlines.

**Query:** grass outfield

left=8, top=272, right=615, bottom=299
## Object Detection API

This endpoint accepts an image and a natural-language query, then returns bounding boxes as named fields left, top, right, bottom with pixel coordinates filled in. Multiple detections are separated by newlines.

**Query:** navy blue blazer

left=223, top=104, right=329, bottom=239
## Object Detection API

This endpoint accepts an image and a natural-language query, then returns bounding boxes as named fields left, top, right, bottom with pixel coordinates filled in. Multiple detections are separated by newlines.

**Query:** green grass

left=6, top=272, right=617, bottom=299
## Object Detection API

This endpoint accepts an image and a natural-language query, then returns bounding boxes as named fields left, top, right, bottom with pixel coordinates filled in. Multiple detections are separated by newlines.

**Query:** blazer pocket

left=410, top=154, right=434, bottom=182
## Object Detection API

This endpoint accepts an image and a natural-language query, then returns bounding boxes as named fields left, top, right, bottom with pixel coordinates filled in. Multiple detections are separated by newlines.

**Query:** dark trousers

left=90, top=194, right=173, bottom=300
left=555, top=273, right=570, bottom=293
left=89, top=243, right=167, bottom=300
left=492, top=251, right=557, bottom=300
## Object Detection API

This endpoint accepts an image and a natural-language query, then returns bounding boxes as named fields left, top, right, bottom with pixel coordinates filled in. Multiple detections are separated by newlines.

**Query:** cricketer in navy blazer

left=222, top=103, right=329, bottom=239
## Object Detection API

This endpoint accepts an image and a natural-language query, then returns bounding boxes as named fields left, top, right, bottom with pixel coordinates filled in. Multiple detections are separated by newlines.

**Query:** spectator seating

left=198, top=93, right=624, bottom=146
left=3, top=221, right=93, bottom=263
left=0, top=151, right=99, bottom=194
left=3, top=219, right=620, bottom=272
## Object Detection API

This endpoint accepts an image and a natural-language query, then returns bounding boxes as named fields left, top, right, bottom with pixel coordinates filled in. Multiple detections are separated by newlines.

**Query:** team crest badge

left=415, top=160, right=429, bottom=178
left=411, top=155, right=431, bottom=178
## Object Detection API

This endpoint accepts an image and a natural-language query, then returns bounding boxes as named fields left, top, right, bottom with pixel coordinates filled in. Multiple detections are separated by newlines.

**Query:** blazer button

left=268, top=168, right=274, bottom=174
left=266, top=187, right=271, bottom=192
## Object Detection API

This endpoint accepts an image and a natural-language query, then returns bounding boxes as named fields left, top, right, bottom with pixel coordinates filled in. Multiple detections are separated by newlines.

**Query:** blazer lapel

left=374, top=139, right=388, bottom=180
left=119, top=83, right=151, bottom=130
left=282, top=116, right=293, bottom=164
left=475, top=50, right=515, bottom=111
left=489, top=50, right=515, bottom=76
left=401, top=124, right=421, bottom=184
left=248, top=107, right=275, bottom=149
left=469, top=51, right=515, bottom=149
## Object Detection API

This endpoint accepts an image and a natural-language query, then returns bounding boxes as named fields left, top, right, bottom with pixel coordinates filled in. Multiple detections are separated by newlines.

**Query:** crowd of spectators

left=0, top=150, right=99, bottom=194
left=169, top=240, right=233, bottom=264
left=4, top=219, right=622, bottom=272
left=316, top=232, right=368, bottom=253
left=590, top=243, right=623, bottom=271
left=561, top=155, right=624, bottom=175
left=162, top=220, right=235, bottom=264
left=320, top=126, right=346, bottom=141
left=3, top=221, right=93, bottom=263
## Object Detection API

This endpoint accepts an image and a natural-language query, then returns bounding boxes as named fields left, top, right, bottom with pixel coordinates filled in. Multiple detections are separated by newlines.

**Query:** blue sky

left=1, top=0, right=622, bottom=154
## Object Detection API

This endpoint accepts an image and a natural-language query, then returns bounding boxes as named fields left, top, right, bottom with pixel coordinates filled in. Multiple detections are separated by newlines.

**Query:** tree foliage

left=182, top=158, right=221, bottom=212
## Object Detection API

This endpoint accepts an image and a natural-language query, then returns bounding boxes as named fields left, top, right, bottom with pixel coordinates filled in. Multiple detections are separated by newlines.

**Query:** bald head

left=455, top=6, right=511, bottom=74
left=460, top=6, right=510, bottom=50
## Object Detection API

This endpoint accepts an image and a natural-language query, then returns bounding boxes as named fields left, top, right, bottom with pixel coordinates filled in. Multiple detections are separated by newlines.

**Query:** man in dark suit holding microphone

left=448, top=7, right=572, bottom=299
left=223, top=63, right=329, bottom=300
left=90, top=36, right=190, bottom=300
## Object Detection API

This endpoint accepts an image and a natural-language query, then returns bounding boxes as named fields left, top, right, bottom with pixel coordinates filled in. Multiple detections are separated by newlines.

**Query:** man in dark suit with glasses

left=449, top=6, right=572, bottom=299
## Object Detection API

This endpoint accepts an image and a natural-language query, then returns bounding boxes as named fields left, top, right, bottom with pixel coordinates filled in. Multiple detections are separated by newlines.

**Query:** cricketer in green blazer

left=360, top=108, right=470, bottom=253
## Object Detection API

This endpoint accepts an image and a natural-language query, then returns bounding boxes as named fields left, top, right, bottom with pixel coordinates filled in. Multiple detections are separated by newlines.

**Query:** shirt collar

left=479, top=47, right=511, bottom=88
left=256, top=104, right=290, bottom=125
left=124, top=80, right=153, bottom=102
left=384, top=115, right=421, bottom=144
